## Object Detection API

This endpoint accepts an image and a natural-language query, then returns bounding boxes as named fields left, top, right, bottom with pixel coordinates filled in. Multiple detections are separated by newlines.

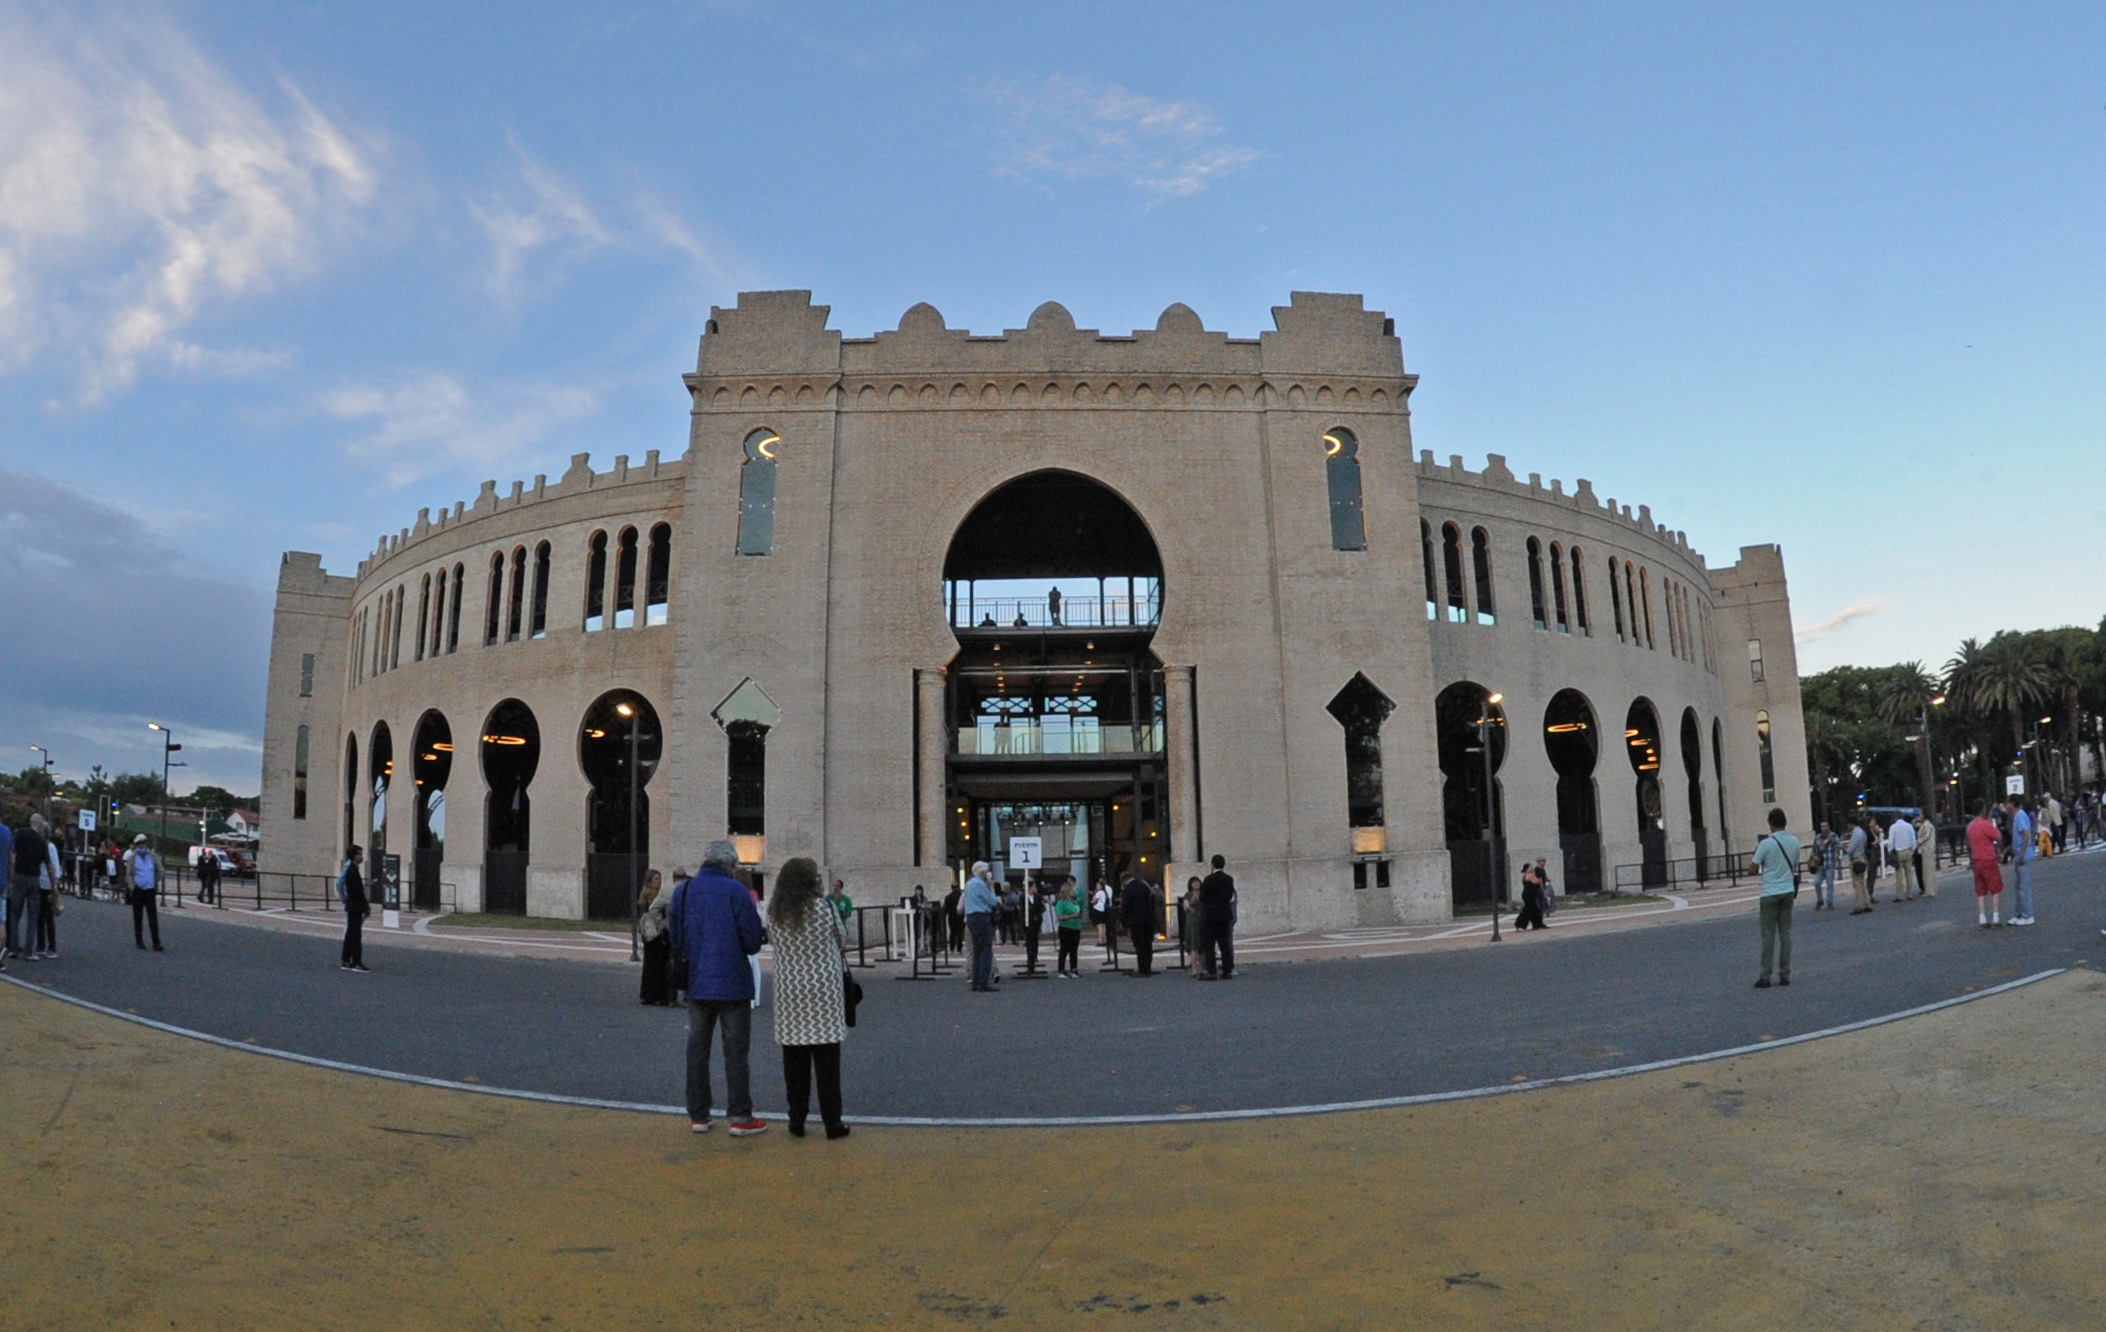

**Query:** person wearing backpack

left=338, top=846, right=370, bottom=971
left=122, top=835, right=163, bottom=951
left=1749, top=808, right=1803, bottom=990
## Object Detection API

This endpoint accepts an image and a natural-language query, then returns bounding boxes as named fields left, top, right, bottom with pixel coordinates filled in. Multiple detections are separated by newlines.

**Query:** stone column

left=916, top=668, right=949, bottom=871
left=1162, top=664, right=1200, bottom=866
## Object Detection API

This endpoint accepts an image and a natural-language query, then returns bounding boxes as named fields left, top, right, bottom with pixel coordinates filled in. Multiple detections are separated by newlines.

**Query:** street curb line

left=2, top=966, right=2067, bottom=1128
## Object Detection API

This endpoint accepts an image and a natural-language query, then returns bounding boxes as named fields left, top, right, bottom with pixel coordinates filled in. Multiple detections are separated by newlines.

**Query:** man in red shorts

left=1965, top=801, right=2004, bottom=928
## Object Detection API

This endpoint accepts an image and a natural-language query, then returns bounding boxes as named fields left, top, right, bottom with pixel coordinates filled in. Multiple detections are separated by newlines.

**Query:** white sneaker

left=2011, top=916, right=2035, bottom=926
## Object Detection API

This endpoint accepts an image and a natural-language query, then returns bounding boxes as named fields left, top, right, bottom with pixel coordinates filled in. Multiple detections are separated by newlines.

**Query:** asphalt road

left=11, top=855, right=2100, bottom=1121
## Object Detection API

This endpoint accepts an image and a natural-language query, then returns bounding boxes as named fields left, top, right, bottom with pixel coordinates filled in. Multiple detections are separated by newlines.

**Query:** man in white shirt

left=1886, top=814, right=1919, bottom=903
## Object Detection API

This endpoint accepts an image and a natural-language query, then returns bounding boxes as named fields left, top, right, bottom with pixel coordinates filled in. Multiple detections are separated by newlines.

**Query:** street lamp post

left=1478, top=691, right=1505, bottom=943
left=147, top=723, right=185, bottom=908
left=28, top=745, right=54, bottom=818
left=1917, top=695, right=1946, bottom=823
left=617, top=700, right=641, bottom=963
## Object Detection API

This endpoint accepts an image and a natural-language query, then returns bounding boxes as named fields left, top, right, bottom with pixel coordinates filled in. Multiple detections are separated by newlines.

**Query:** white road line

left=2, top=967, right=2065, bottom=1129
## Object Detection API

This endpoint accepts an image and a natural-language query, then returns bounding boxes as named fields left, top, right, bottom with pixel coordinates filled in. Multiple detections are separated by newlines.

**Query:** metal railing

left=955, top=721, right=1164, bottom=756
left=948, top=591, right=1161, bottom=631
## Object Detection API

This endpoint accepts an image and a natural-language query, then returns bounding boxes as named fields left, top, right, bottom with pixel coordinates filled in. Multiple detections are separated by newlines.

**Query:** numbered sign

left=1008, top=836, right=1044, bottom=870
left=2005, top=774, right=2026, bottom=797
left=78, top=809, right=98, bottom=833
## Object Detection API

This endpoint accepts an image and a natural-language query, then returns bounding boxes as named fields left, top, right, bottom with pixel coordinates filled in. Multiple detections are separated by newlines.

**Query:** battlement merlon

left=687, top=290, right=1412, bottom=386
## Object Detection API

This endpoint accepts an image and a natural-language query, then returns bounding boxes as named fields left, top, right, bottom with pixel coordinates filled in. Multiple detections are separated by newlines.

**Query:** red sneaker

left=728, top=1117, right=769, bottom=1137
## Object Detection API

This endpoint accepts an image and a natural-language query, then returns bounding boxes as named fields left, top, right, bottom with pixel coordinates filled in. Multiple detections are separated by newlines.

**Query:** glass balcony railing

left=955, top=721, right=1165, bottom=757
left=945, top=578, right=1162, bottom=631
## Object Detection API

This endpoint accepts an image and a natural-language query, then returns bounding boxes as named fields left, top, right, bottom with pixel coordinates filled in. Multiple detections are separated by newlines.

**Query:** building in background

left=259, top=292, right=1808, bottom=928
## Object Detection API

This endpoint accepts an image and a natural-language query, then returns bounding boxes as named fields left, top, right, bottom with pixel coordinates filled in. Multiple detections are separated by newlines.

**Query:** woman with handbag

left=637, top=869, right=672, bottom=1006
left=765, top=857, right=852, bottom=1140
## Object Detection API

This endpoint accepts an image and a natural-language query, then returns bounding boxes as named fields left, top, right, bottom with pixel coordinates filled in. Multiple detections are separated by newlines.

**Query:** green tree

left=109, top=772, right=167, bottom=807
left=190, top=784, right=242, bottom=814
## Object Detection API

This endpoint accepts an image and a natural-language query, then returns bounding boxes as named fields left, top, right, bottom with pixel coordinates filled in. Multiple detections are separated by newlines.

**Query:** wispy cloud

left=0, top=468, right=269, bottom=790
left=470, top=142, right=736, bottom=300
left=1795, top=598, right=1883, bottom=645
left=0, top=5, right=377, bottom=399
left=985, top=75, right=1262, bottom=200
left=321, top=371, right=601, bottom=488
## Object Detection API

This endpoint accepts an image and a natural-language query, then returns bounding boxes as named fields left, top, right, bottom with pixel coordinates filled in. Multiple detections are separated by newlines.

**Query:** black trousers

left=1128, top=925, right=1154, bottom=975
left=1514, top=899, right=1547, bottom=930
left=1056, top=927, right=1080, bottom=972
left=781, top=1042, right=843, bottom=1131
left=1199, top=918, right=1234, bottom=976
left=639, top=934, right=671, bottom=1004
left=341, top=908, right=365, bottom=965
left=130, top=888, right=161, bottom=947
left=35, top=892, right=57, bottom=952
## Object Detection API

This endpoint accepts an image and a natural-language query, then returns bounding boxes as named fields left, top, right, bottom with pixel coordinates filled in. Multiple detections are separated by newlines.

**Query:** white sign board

left=1008, top=836, right=1044, bottom=870
left=77, top=809, right=97, bottom=833
left=2005, top=774, right=2026, bottom=796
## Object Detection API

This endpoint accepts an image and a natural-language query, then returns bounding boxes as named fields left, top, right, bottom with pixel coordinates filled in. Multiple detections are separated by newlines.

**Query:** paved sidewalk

left=4, top=957, right=2099, bottom=1329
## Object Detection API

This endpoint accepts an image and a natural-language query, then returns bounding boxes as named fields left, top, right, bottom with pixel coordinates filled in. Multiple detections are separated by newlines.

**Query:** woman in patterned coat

left=766, top=857, right=851, bottom=1139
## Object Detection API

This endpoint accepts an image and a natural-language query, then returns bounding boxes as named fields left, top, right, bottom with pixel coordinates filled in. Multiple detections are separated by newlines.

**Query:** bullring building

left=260, top=291, right=1810, bottom=931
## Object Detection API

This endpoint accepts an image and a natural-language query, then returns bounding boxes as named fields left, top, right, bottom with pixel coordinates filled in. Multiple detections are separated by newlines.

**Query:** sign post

left=382, top=853, right=403, bottom=929
left=2005, top=774, right=2026, bottom=798
left=1008, top=837, right=1043, bottom=872
left=1007, top=838, right=1048, bottom=979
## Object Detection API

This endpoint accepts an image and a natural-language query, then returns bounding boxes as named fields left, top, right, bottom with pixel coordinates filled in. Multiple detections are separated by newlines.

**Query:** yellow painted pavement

left=3, top=973, right=2103, bottom=1330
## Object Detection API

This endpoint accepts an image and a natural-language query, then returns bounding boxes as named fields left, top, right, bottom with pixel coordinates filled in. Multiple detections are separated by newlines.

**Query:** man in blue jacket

left=669, top=840, right=768, bottom=1135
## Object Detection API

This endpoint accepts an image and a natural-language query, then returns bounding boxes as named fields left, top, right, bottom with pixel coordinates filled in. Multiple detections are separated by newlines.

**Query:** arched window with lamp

left=1323, top=428, right=1366, bottom=551
left=738, top=428, right=780, bottom=556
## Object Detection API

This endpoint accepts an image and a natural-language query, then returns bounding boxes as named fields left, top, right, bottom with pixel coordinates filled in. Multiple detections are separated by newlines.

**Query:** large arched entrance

left=942, top=471, right=1166, bottom=890
left=1626, top=698, right=1667, bottom=888
left=1436, top=681, right=1507, bottom=906
left=580, top=690, right=663, bottom=921
left=1544, top=689, right=1601, bottom=896
left=481, top=699, right=540, bottom=915
left=412, top=711, right=451, bottom=910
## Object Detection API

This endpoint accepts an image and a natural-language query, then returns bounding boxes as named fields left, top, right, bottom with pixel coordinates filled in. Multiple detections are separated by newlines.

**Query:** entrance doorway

left=411, top=710, right=451, bottom=910
left=941, top=471, right=1169, bottom=891
left=1626, top=699, right=1667, bottom=888
left=1544, top=689, right=1602, bottom=897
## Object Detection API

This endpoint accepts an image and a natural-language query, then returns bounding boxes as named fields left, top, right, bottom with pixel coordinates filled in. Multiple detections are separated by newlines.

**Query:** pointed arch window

left=293, top=725, right=309, bottom=821
left=1548, top=542, right=1569, bottom=633
left=1638, top=567, right=1655, bottom=649
left=1470, top=527, right=1495, bottom=624
left=1569, top=546, right=1590, bottom=635
left=1323, top=428, right=1366, bottom=551
left=1420, top=520, right=1438, bottom=620
left=1441, top=523, right=1468, bottom=623
left=584, top=531, right=608, bottom=632
left=415, top=575, right=431, bottom=661
left=530, top=541, right=551, bottom=639
left=1624, top=562, right=1641, bottom=647
left=1609, top=556, right=1625, bottom=639
left=1526, top=537, right=1547, bottom=629
left=738, top=428, right=780, bottom=556
left=485, top=552, right=503, bottom=646
left=447, top=562, right=464, bottom=653
left=646, top=522, right=672, bottom=626
left=614, top=526, right=638, bottom=628
left=506, top=546, right=527, bottom=642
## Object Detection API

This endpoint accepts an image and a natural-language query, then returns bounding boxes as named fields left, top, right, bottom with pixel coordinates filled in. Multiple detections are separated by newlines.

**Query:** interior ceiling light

left=755, top=433, right=780, bottom=459
left=431, top=742, right=453, bottom=752
left=1323, top=433, right=1345, bottom=456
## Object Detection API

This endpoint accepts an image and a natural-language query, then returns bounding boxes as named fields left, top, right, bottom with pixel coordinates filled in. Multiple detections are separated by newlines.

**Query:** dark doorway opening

left=1626, top=699, right=1667, bottom=888
left=1437, top=682, right=1507, bottom=905
left=367, top=722, right=393, bottom=893
left=1544, top=689, right=1602, bottom=897
left=482, top=699, right=540, bottom=915
left=412, top=711, right=451, bottom=911
left=1681, top=708, right=1708, bottom=878
left=581, top=690, right=662, bottom=922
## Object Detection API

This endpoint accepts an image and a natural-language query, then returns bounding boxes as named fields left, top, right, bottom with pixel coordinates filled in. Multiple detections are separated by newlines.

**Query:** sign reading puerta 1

left=1008, top=837, right=1044, bottom=871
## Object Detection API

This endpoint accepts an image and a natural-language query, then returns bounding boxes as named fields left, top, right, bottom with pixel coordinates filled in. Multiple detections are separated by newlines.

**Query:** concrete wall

left=258, top=553, right=354, bottom=880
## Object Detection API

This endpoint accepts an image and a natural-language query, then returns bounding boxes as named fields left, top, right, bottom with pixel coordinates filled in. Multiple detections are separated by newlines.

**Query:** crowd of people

left=2, top=819, right=173, bottom=966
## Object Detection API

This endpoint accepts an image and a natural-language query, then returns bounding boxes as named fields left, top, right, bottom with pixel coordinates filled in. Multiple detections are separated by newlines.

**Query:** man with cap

left=668, top=840, right=769, bottom=1134
left=122, top=835, right=164, bottom=951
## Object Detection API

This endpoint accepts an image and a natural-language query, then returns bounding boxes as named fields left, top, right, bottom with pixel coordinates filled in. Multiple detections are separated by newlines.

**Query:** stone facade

left=259, top=291, right=1810, bottom=930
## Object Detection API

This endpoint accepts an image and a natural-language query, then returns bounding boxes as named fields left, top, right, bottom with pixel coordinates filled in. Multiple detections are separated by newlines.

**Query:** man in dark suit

left=339, top=845, right=371, bottom=972
left=1120, top=872, right=1157, bottom=976
left=1197, top=854, right=1238, bottom=979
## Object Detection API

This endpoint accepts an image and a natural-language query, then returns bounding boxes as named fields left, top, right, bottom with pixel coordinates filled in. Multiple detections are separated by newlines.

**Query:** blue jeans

left=967, top=912, right=995, bottom=988
left=1813, top=864, right=1835, bottom=907
left=7, top=874, right=41, bottom=954
left=686, top=999, right=753, bottom=1122
left=2011, top=859, right=2033, bottom=918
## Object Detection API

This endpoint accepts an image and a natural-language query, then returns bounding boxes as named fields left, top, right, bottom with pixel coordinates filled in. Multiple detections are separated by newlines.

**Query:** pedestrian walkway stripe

left=1, top=967, right=2068, bottom=1128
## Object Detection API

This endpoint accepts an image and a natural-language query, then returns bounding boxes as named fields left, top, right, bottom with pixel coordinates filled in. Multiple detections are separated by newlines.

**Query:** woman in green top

left=1053, top=880, right=1084, bottom=977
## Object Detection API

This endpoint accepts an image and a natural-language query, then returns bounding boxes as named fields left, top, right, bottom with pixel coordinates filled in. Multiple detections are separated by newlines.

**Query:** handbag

left=842, top=970, right=864, bottom=1028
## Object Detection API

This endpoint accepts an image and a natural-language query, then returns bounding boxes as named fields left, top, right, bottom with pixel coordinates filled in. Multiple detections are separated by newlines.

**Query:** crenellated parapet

left=1415, top=450, right=1710, bottom=574
left=353, top=449, right=687, bottom=583
left=684, top=290, right=1419, bottom=418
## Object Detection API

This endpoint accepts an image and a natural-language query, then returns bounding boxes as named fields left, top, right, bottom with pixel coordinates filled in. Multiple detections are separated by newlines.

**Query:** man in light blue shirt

left=1750, top=807, right=1803, bottom=989
left=962, top=861, right=1000, bottom=992
left=2005, top=797, right=2036, bottom=925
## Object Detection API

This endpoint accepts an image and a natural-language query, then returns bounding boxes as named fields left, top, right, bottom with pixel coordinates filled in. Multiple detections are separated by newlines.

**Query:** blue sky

left=2, top=1, right=2102, bottom=795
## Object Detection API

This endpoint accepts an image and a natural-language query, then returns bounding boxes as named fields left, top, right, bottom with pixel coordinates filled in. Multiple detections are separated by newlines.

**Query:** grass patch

left=428, top=912, right=628, bottom=933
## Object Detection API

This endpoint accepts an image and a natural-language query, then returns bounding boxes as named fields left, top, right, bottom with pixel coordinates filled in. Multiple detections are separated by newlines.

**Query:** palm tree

left=1876, top=662, right=1942, bottom=813
left=1963, top=634, right=2054, bottom=791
